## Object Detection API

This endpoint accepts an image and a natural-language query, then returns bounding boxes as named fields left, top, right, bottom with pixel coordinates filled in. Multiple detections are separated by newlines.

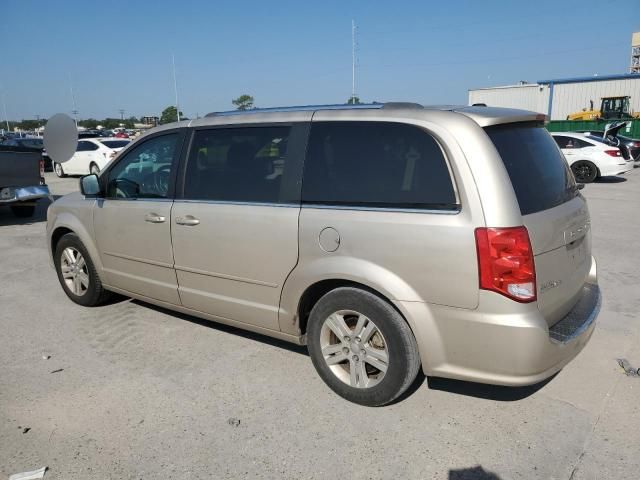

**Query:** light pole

left=172, top=54, right=180, bottom=122
left=2, top=91, right=9, bottom=131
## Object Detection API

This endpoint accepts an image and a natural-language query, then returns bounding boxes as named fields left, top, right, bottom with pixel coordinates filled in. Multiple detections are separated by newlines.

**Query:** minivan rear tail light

left=604, top=149, right=621, bottom=157
left=39, top=159, right=44, bottom=176
left=475, top=226, right=536, bottom=303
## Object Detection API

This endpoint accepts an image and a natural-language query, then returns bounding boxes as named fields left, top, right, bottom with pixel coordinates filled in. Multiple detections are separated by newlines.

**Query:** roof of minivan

left=149, top=103, right=544, bottom=135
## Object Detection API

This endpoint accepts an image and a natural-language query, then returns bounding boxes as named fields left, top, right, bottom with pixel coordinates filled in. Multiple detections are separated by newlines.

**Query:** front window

left=106, top=133, right=179, bottom=199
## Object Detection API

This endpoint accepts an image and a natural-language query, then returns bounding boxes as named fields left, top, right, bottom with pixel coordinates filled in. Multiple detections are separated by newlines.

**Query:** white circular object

left=44, top=113, right=78, bottom=163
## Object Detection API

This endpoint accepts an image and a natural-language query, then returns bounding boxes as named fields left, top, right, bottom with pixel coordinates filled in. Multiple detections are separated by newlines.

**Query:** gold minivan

left=47, top=103, right=600, bottom=405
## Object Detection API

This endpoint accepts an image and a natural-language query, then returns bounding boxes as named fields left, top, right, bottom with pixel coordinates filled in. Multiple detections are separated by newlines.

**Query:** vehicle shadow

left=449, top=465, right=502, bottom=479
left=426, top=375, right=554, bottom=401
left=133, top=299, right=309, bottom=356
left=130, top=298, right=552, bottom=402
left=0, top=195, right=61, bottom=227
left=595, top=176, right=627, bottom=183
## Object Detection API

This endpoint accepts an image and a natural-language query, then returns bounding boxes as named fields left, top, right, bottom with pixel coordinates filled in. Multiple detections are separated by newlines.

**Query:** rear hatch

left=485, top=123, right=591, bottom=326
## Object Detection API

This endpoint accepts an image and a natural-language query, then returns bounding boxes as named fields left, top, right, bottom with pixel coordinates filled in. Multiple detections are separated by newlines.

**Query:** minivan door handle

left=175, top=215, right=200, bottom=226
left=145, top=213, right=166, bottom=223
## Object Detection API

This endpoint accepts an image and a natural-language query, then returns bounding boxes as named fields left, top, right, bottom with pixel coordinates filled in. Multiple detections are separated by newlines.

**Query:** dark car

left=0, top=137, right=53, bottom=171
left=580, top=125, right=640, bottom=161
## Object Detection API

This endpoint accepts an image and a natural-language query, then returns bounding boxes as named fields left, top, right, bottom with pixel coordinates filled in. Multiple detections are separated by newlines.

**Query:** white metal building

left=469, top=73, right=640, bottom=120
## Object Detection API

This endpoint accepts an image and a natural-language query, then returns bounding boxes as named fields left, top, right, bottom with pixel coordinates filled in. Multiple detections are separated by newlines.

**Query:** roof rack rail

left=382, top=102, right=424, bottom=109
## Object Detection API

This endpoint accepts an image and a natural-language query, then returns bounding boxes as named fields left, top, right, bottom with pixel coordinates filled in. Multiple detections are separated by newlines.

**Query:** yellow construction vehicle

left=567, top=96, right=640, bottom=121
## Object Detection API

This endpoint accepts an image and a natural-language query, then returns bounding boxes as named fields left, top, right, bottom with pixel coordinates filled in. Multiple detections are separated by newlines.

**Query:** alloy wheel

left=60, top=247, right=89, bottom=296
left=319, top=309, right=389, bottom=388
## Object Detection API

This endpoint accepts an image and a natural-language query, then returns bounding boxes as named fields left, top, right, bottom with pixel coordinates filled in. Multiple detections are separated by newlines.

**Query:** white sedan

left=551, top=132, right=634, bottom=183
left=54, top=138, right=131, bottom=177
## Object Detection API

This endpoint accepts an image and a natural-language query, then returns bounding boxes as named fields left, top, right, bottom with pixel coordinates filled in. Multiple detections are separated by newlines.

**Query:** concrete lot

left=1, top=170, right=639, bottom=479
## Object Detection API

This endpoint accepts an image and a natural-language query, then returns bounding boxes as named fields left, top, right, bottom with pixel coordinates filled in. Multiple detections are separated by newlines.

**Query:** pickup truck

left=0, top=147, right=50, bottom=217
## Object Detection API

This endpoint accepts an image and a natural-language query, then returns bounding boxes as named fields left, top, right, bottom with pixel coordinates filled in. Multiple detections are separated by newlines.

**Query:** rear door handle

left=145, top=213, right=166, bottom=223
left=175, top=215, right=200, bottom=226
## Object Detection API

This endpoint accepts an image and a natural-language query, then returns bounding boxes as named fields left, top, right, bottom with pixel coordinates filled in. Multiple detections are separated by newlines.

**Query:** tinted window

left=101, top=140, right=130, bottom=149
left=486, top=124, right=578, bottom=215
left=77, top=141, right=99, bottom=151
left=19, top=139, right=43, bottom=148
left=184, top=126, right=291, bottom=203
left=302, top=122, right=457, bottom=210
left=553, top=136, right=572, bottom=149
left=106, top=133, right=179, bottom=199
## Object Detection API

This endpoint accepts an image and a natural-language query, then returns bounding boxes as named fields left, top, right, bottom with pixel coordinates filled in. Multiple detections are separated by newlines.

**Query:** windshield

left=485, top=123, right=578, bottom=215
left=20, top=139, right=44, bottom=148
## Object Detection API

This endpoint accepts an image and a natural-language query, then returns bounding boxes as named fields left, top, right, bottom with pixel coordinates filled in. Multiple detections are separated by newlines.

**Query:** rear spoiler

left=455, top=106, right=546, bottom=127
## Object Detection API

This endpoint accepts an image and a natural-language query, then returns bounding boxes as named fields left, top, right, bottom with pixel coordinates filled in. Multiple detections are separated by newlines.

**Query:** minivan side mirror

left=80, top=174, right=101, bottom=196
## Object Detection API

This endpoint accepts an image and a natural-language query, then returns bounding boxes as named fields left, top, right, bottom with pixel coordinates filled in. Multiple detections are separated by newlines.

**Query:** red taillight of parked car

left=39, top=159, right=44, bottom=176
left=475, top=226, right=536, bottom=303
left=604, top=149, right=621, bottom=157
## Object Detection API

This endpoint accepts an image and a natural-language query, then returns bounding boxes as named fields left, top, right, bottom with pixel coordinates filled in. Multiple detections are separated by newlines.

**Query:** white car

left=551, top=132, right=633, bottom=183
left=54, top=138, right=131, bottom=177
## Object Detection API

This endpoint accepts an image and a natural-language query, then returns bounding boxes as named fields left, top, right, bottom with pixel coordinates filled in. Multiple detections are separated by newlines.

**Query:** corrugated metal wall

left=551, top=79, right=640, bottom=119
left=469, top=78, right=640, bottom=120
left=469, top=85, right=549, bottom=115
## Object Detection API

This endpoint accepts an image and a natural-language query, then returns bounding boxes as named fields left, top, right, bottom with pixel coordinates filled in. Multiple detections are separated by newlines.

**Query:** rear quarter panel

left=278, top=112, right=489, bottom=336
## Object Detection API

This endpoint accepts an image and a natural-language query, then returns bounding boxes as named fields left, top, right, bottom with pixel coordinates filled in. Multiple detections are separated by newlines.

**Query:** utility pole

left=69, top=76, right=78, bottom=127
left=172, top=54, right=180, bottom=122
left=351, top=19, right=357, bottom=104
left=2, top=91, right=9, bottom=131
left=119, top=109, right=125, bottom=120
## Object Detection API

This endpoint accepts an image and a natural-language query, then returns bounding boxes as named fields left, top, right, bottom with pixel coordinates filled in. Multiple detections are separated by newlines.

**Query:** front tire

left=54, top=163, right=66, bottom=178
left=571, top=160, right=598, bottom=183
left=54, top=233, right=111, bottom=306
left=307, top=287, right=421, bottom=406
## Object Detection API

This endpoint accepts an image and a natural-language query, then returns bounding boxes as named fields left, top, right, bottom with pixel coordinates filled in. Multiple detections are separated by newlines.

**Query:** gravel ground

left=1, top=170, right=639, bottom=479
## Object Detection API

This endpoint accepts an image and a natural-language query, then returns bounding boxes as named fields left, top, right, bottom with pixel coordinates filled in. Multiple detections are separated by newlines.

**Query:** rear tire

left=54, top=163, right=66, bottom=178
left=10, top=204, right=35, bottom=218
left=54, top=233, right=111, bottom=306
left=89, top=163, right=100, bottom=175
left=307, top=287, right=421, bottom=406
left=571, top=160, right=598, bottom=183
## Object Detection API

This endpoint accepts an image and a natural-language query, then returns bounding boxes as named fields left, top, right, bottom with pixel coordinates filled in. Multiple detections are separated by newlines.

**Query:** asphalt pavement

left=1, top=170, right=639, bottom=479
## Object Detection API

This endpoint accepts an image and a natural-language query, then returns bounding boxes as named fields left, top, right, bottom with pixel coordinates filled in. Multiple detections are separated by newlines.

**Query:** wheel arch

left=278, top=256, right=446, bottom=372
left=49, top=212, right=104, bottom=275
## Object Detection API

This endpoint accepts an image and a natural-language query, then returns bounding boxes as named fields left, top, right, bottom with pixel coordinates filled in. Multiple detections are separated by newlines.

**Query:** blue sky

left=1, top=0, right=638, bottom=120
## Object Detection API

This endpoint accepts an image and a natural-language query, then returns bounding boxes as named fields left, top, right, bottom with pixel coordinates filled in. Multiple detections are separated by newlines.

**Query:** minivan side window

left=105, top=133, right=179, bottom=199
left=302, top=122, right=457, bottom=210
left=183, top=126, right=291, bottom=203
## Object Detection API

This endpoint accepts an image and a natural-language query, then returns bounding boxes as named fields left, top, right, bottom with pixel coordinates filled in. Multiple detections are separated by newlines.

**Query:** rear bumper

left=401, top=256, right=600, bottom=386
left=0, top=185, right=50, bottom=204
left=600, top=161, right=634, bottom=177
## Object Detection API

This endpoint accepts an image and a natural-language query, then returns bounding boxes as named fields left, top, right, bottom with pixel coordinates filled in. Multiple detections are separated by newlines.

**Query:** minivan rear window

left=485, top=123, right=578, bottom=215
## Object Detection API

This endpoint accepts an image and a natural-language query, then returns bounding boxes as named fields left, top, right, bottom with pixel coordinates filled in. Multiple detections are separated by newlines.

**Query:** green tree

left=232, top=94, right=254, bottom=111
left=160, top=105, right=183, bottom=124
left=101, top=118, right=124, bottom=129
left=346, top=96, right=362, bottom=105
left=17, top=119, right=42, bottom=130
left=78, top=118, right=99, bottom=129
